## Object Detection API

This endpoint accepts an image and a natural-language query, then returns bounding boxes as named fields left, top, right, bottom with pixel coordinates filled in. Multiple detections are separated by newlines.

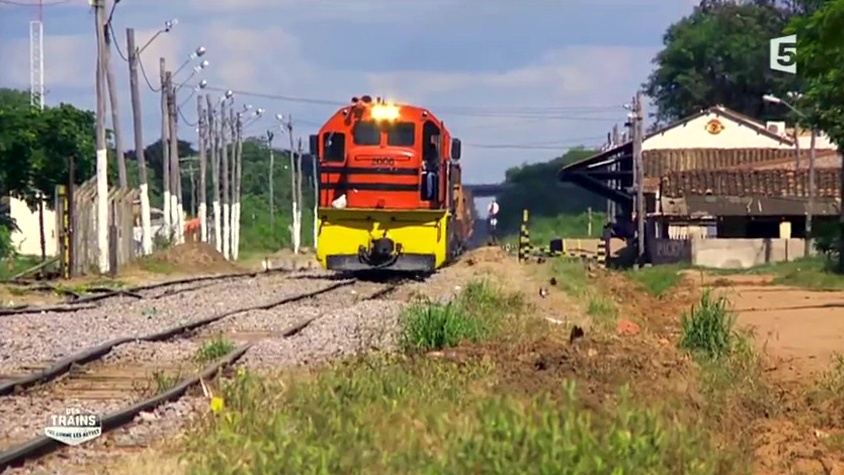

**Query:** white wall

left=9, top=196, right=58, bottom=257
left=644, top=112, right=793, bottom=150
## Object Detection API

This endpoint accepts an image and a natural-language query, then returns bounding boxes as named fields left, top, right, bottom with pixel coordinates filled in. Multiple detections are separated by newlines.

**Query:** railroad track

left=0, top=267, right=344, bottom=317
left=0, top=276, right=408, bottom=473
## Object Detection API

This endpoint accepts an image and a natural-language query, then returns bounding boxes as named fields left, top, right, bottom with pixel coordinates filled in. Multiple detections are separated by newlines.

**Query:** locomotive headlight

left=370, top=104, right=400, bottom=120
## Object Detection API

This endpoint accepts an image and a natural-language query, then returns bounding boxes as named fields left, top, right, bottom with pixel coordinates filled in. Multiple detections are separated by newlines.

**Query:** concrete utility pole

left=159, top=58, right=171, bottom=240
left=220, top=101, right=231, bottom=259
left=631, top=92, right=645, bottom=268
left=102, top=0, right=127, bottom=189
left=197, top=96, right=208, bottom=243
left=806, top=129, right=816, bottom=258
left=93, top=0, right=109, bottom=274
left=232, top=112, right=243, bottom=260
left=126, top=28, right=153, bottom=255
left=166, top=71, right=182, bottom=244
left=311, top=137, right=318, bottom=248
left=206, top=95, right=222, bottom=252
left=228, top=109, right=237, bottom=258
left=267, top=130, right=275, bottom=241
left=284, top=115, right=301, bottom=253
left=296, top=137, right=305, bottom=247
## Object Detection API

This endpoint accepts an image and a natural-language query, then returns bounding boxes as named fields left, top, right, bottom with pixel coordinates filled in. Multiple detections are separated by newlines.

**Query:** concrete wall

left=691, top=238, right=810, bottom=269
left=9, top=196, right=58, bottom=257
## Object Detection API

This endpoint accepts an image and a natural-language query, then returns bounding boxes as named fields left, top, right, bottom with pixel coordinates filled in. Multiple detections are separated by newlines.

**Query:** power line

left=0, top=0, right=72, bottom=5
left=185, top=84, right=624, bottom=119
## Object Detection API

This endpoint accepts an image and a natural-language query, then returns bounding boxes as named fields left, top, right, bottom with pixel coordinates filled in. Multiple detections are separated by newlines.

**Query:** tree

left=787, top=0, right=844, bottom=270
left=0, top=89, right=96, bottom=257
left=645, top=0, right=802, bottom=123
left=495, top=147, right=603, bottom=231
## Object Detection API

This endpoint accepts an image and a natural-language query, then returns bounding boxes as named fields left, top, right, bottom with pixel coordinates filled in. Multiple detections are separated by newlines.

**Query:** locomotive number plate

left=371, top=157, right=395, bottom=166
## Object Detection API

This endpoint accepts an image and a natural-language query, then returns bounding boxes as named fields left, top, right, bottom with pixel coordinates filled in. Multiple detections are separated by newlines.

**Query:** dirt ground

left=15, top=247, right=844, bottom=474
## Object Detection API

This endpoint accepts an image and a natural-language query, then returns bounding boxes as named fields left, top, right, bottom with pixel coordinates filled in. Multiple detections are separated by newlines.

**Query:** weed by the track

left=185, top=353, right=740, bottom=475
left=150, top=370, right=181, bottom=394
left=398, top=280, right=524, bottom=352
left=196, top=337, right=236, bottom=363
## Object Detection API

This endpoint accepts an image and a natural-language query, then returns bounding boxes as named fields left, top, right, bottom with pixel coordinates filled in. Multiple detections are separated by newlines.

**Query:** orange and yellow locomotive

left=308, top=95, right=474, bottom=273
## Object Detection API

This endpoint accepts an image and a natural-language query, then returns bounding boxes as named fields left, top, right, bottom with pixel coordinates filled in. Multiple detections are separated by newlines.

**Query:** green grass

left=184, top=354, right=743, bottom=475
left=679, top=289, right=736, bottom=359
left=548, top=258, right=620, bottom=328
left=399, top=280, right=524, bottom=352
left=705, top=257, right=844, bottom=291
left=196, top=337, right=236, bottom=363
left=0, top=254, right=45, bottom=279
left=625, top=264, right=686, bottom=297
left=502, top=212, right=607, bottom=247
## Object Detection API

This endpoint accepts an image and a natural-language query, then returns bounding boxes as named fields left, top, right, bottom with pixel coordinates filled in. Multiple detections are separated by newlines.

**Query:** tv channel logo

left=770, top=34, right=797, bottom=74
left=44, top=407, right=102, bottom=446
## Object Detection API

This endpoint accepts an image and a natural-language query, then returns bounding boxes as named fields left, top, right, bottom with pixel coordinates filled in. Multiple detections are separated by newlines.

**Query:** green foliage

left=626, top=264, right=685, bottom=297
left=496, top=147, right=603, bottom=232
left=645, top=1, right=802, bottom=123
left=399, top=280, right=524, bottom=352
left=185, top=356, right=740, bottom=474
left=195, top=337, right=236, bottom=363
left=680, top=290, right=736, bottom=358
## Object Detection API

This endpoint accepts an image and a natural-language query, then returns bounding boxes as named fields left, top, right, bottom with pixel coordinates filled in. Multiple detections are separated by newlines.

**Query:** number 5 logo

left=770, top=34, right=797, bottom=74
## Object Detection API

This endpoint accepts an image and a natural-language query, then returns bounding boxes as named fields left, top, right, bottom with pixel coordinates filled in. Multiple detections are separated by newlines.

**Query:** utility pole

left=806, top=128, right=816, bottom=258
left=228, top=109, right=237, bottom=258
left=296, top=137, right=305, bottom=248
left=207, top=95, right=222, bottom=252
left=102, top=0, right=127, bottom=189
left=197, top=96, right=208, bottom=243
left=166, top=75, right=182, bottom=244
left=632, top=92, right=645, bottom=268
left=93, top=0, right=109, bottom=274
left=220, top=100, right=230, bottom=259
left=311, top=138, right=318, bottom=248
left=126, top=28, right=152, bottom=255
left=267, top=130, right=275, bottom=242
left=159, top=58, right=171, bottom=241
left=232, top=112, right=243, bottom=260
left=285, top=115, right=301, bottom=253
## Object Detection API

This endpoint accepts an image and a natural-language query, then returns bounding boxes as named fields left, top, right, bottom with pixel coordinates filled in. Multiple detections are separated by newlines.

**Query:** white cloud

left=0, top=2, right=666, bottom=184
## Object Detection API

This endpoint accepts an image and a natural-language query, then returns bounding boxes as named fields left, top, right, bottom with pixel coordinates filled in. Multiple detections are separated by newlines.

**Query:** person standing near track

left=487, top=198, right=500, bottom=244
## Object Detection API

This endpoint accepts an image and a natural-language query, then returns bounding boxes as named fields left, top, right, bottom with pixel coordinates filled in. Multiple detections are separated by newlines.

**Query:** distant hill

left=494, top=147, right=606, bottom=232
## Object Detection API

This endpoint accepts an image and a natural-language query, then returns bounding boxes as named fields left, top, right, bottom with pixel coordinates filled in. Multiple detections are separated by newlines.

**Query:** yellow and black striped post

left=596, top=238, right=607, bottom=267
left=56, top=185, right=71, bottom=279
left=518, top=209, right=530, bottom=262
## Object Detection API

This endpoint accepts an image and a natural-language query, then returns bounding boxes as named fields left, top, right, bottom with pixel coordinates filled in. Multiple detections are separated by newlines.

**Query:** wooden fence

left=56, top=178, right=139, bottom=277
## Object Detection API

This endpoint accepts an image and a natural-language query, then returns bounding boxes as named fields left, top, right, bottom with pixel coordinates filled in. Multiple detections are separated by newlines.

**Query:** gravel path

left=0, top=271, right=340, bottom=376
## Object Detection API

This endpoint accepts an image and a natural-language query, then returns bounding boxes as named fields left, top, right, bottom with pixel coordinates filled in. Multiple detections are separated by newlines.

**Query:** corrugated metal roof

left=643, top=148, right=796, bottom=177
left=661, top=169, right=841, bottom=198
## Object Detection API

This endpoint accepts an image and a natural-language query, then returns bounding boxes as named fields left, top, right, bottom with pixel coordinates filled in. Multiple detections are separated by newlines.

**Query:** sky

left=0, top=0, right=697, bottom=185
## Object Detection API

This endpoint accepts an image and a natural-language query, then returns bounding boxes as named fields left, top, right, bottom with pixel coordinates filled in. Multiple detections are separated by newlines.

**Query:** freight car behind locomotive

left=308, top=95, right=472, bottom=273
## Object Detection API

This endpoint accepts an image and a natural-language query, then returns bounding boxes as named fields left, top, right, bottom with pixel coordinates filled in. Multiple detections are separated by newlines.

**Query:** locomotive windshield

left=352, top=121, right=416, bottom=146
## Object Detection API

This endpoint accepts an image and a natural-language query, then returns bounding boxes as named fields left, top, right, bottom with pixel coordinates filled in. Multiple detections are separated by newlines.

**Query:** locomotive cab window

left=422, top=121, right=440, bottom=162
left=385, top=122, right=415, bottom=146
left=322, top=132, right=345, bottom=163
left=353, top=121, right=380, bottom=145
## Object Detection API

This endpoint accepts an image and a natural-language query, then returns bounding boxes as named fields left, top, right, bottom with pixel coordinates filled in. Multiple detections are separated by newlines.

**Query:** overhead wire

left=0, top=0, right=73, bottom=5
left=184, top=84, right=624, bottom=119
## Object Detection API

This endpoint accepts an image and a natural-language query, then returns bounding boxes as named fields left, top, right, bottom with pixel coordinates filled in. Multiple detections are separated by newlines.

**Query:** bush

left=399, top=280, right=523, bottom=352
left=679, top=289, right=736, bottom=358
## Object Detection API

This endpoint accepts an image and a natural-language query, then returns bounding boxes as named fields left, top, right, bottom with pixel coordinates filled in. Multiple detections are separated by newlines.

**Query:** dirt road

left=706, top=274, right=844, bottom=380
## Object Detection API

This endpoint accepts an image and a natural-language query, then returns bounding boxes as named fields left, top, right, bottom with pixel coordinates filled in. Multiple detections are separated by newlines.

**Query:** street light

left=139, top=18, right=178, bottom=55
left=178, top=79, right=207, bottom=108
left=764, top=92, right=816, bottom=257
left=176, top=60, right=209, bottom=93
left=174, top=46, right=207, bottom=77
